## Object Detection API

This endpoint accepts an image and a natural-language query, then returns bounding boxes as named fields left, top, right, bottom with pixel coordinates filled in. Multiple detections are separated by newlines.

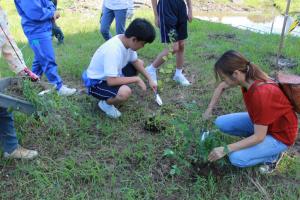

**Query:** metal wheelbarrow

left=0, top=77, right=35, bottom=114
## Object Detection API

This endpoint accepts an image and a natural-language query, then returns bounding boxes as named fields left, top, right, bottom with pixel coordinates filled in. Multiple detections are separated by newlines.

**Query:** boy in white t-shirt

left=83, top=18, right=156, bottom=118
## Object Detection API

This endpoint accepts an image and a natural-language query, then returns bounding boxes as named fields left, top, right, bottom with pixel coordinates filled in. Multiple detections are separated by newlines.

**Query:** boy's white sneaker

left=98, top=100, right=121, bottom=118
left=173, top=73, right=191, bottom=86
left=58, top=85, right=77, bottom=96
left=145, top=65, right=158, bottom=85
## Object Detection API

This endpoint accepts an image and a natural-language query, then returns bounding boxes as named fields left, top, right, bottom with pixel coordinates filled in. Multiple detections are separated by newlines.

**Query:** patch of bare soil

left=144, top=115, right=167, bottom=133
left=189, top=161, right=233, bottom=181
left=193, top=0, right=254, bottom=13
left=65, top=0, right=101, bottom=13
left=151, top=157, right=175, bottom=182
left=208, top=33, right=237, bottom=41
left=199, top=52, right=219, bottom=61
left=289, top=136, right=300, bottom=157
left=2, top=79, right=24, bottom=99
left=0, top=162, right=17, bottom=181
left=212, top=106, right=227, bottom=116
left=266, top=54, right=298, bottom=69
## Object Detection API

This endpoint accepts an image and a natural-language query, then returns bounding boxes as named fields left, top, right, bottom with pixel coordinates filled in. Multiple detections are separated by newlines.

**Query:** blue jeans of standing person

left=100, top=6, right=127, bottom=41
left=0, top=107, right=18, bottom=154
left=215, top=112, right=288, bottom=168
left=29, top=37, right=63, bottom=90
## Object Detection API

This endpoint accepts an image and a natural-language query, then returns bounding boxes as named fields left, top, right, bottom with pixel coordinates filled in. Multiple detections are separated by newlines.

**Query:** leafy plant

left=158, top=29, right=177, bottom=90
left=162, top=103, right=229, bottom=176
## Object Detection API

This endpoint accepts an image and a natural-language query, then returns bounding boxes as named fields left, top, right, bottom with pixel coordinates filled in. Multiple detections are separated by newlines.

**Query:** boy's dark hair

left=125, top=18, right=156, bottom=43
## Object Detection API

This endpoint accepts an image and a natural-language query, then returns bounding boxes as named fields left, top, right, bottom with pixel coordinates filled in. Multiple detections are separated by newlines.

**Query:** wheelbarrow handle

left=0, top=93, right=35, bottom=115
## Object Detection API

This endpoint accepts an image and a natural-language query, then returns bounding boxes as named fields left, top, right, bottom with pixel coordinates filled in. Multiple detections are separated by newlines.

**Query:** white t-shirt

left=87, top=35, right=138, bottom=80
left=104, top=0, right=132, bottom=10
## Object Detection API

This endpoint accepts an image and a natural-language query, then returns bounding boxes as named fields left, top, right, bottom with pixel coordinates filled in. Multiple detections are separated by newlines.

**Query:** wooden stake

left=275, top=0, right=292, bottom=68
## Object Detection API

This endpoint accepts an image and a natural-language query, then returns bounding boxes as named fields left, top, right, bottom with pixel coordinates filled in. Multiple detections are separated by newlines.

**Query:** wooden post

left=275, top=0, right=292, bottom=68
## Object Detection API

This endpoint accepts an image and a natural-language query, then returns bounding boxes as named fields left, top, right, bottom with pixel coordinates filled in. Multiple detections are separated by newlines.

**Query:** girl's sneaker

left=98, top=100, right=121, bottom=118
left=259, top=153, right=284, bottom=174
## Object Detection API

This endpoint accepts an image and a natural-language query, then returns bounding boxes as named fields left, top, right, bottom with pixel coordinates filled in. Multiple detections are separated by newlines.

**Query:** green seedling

left=159, top=29, right=177, bottom=91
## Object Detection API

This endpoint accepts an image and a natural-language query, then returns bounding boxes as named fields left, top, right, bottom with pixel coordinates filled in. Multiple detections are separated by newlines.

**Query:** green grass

left=0, top=1, right=300, bottom=199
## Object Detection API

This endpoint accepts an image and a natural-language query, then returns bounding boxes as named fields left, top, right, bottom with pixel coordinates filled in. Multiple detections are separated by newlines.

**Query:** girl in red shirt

left=205, top=50, right=298, bottom=173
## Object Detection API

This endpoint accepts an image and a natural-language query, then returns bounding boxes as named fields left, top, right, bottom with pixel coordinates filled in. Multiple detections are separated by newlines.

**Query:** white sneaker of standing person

left=98, top=100, right=121, bottom=118
left=4, top=145, right=38, bottom=159
left=145, top=65, right=158, bottom=85
left=173, top=72, right=190, bottom=86
left=58, top=85, right=77, bottom=96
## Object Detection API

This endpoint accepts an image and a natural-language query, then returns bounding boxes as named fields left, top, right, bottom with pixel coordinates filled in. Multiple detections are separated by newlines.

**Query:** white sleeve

left=129, top=51, right=138, bottom=62
left=103, top=49, right=122, bottom=77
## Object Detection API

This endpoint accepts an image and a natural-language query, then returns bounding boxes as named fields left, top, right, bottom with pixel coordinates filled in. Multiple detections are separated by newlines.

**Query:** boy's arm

left=151, top=0, right=159, bottom=27
left=107, top=76, right=147, bottom=91
left=16, top=0, right=56, bottom=21
left=186, top=0, right=193, bottom=22
left=132, top=59, right=157, bottom=91
left=203, top=81, right=230, bottom=120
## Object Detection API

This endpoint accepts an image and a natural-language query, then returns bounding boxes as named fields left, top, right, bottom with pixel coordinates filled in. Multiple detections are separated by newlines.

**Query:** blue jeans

left=29, top=37, right=63, bottom=90
left=215, top=112, right=288, bottom=168
left=100, top=6, right=127, bottom=41
left=0, top=107, right=18, bottom=153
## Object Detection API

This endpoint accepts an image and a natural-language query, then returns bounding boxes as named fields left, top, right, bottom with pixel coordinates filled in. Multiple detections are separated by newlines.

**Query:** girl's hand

left=202, top=108, right=213, bottom=120
left=208, top=147, right=227, bottom=162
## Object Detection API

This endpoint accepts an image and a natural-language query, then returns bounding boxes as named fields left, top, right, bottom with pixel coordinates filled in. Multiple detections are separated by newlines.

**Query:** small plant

left=144, top=113, right=168, bottom=133
left=161, top=103, right=229, bottom=176
left=157, top=29, right=177, bottom=90
left=169, top=164, right=181, bottom=176
left=163, top=148, right=189, bottom=176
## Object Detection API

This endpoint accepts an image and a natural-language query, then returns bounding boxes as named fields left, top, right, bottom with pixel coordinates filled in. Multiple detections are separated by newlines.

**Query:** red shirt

left=242, top=80, right=298, bottom=146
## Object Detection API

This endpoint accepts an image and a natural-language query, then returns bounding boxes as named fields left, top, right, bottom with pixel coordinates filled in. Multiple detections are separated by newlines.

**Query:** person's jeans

left=29, top=37, right=63, bottom=90
left=0, top=107, right=18, bottom=153
left=100, top=6, right=127, bottom=41
left=215, top=112, right=288, bottom=168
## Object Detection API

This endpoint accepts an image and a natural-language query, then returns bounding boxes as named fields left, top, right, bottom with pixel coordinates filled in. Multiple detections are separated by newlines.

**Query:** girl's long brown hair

left=214, top=50, right=269, bottom=82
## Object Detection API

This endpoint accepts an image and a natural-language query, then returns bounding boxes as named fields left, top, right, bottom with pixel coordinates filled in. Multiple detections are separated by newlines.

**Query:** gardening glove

left=22, top=67, right=39, bottom=82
